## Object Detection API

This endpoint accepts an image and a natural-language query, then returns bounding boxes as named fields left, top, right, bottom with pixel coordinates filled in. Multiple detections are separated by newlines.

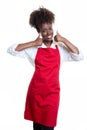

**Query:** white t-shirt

left=7, top=42, right=83, bottom=66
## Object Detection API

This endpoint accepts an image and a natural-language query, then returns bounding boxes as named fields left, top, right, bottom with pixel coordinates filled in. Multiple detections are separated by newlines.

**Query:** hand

left=54, top=31, right=63, bottom=42
left=34, top=34, right=43, bottom=46
left=54, top=31, right=79, bottom=54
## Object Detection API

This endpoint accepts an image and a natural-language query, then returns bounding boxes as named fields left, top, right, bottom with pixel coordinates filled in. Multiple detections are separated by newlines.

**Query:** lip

left=47, top=35, right=53, bottom=39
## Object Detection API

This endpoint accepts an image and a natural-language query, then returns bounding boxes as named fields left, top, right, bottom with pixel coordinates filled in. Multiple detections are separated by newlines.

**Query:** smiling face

left=40, top=23, right=54, bottom=44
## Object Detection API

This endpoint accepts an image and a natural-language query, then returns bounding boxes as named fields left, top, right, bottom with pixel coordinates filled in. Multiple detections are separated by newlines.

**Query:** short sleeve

left=58, top=42, right=84, bottom=64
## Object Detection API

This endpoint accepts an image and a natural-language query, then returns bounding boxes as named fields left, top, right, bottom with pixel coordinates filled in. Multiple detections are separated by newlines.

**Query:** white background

left=0, top=0, right=87, bottom=130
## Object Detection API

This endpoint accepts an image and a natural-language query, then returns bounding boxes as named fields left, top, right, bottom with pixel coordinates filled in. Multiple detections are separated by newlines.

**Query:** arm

left=58, top=43, right=84, bottom=64
left=15, top=35, right=42, bottom=51
left=54, top=32, right=79, bottom=54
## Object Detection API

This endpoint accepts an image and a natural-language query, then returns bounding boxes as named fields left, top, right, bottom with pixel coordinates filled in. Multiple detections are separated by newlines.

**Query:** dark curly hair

left=29, top=7, right=55, bottom=33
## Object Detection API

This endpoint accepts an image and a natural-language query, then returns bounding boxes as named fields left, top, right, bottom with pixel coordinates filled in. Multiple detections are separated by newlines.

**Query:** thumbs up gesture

left=54, top=31, right=63, bottom=42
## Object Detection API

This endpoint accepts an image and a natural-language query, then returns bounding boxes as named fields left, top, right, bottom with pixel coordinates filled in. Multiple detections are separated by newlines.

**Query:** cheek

left=51, top=29, right=54, bottom=34
left=42, top=33, right=47, bottom=39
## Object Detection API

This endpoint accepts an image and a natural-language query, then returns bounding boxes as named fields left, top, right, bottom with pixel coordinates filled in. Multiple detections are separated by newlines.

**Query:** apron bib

left=24, top=45, right=60, bottom=127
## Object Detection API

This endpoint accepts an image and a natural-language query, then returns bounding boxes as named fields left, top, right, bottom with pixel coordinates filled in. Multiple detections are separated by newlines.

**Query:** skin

left=15, top=23, right=79, bottom=54
left=39, top=23, right=53, bottom=47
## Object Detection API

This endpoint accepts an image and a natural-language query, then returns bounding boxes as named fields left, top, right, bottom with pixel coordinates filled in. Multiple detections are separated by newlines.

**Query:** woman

left=7, top=7, right=83, bottom=130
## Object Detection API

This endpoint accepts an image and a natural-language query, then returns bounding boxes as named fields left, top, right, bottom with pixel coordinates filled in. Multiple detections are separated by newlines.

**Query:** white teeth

left=47, top=35, right=52, bottom=38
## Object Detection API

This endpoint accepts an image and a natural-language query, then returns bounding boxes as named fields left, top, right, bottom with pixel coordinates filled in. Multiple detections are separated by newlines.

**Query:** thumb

left=56, top=30, right=59, bottom=35
left=38, top=33, right=40, bottom=38
left=38, top=33, right=42, bottom=38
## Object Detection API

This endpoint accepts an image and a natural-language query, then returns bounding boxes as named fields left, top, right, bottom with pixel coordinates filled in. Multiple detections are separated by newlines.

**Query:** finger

left=38, top=33, right=40, bottom=38
left=56, top=30, right=59, bottom=34
left=56, top=31, right=60, bottom=36
left=39, top=33, right=42, bottom=38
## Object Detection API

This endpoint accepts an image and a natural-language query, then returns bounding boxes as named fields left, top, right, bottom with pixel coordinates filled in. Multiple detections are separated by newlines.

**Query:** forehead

left=40, top=23, right=52, bottom=29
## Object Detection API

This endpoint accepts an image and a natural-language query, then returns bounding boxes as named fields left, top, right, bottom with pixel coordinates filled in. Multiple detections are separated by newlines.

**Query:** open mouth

left=47, top=35, right=53, bottom=39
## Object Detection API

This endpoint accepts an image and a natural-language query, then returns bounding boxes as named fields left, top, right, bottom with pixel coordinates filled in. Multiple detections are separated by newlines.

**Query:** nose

left=47, top=30, right=52, bottom=36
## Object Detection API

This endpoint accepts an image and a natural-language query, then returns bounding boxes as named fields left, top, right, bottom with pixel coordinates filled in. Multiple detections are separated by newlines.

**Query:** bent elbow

left=15, top=44, right=21, bottom=51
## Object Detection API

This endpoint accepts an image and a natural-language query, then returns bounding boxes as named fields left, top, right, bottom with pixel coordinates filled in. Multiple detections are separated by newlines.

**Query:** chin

left=48, top=39, right=53, bottom=42
left=43, top=38, right=53, bottom=43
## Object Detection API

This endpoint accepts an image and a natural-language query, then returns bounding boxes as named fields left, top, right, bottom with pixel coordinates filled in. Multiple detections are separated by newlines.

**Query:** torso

left=24, top=45, right=60, bottom=127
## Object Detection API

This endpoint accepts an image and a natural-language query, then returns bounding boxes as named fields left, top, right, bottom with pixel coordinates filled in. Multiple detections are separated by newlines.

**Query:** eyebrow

left=42, top=26, right=52, bottom=30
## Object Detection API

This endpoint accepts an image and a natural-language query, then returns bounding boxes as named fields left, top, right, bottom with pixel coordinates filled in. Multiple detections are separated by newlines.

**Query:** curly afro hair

left=29, top=7, right=55, bottom=33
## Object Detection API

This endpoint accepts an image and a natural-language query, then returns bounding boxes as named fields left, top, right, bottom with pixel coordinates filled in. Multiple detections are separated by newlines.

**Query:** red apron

left=24, top=45, right=60, bottom=127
